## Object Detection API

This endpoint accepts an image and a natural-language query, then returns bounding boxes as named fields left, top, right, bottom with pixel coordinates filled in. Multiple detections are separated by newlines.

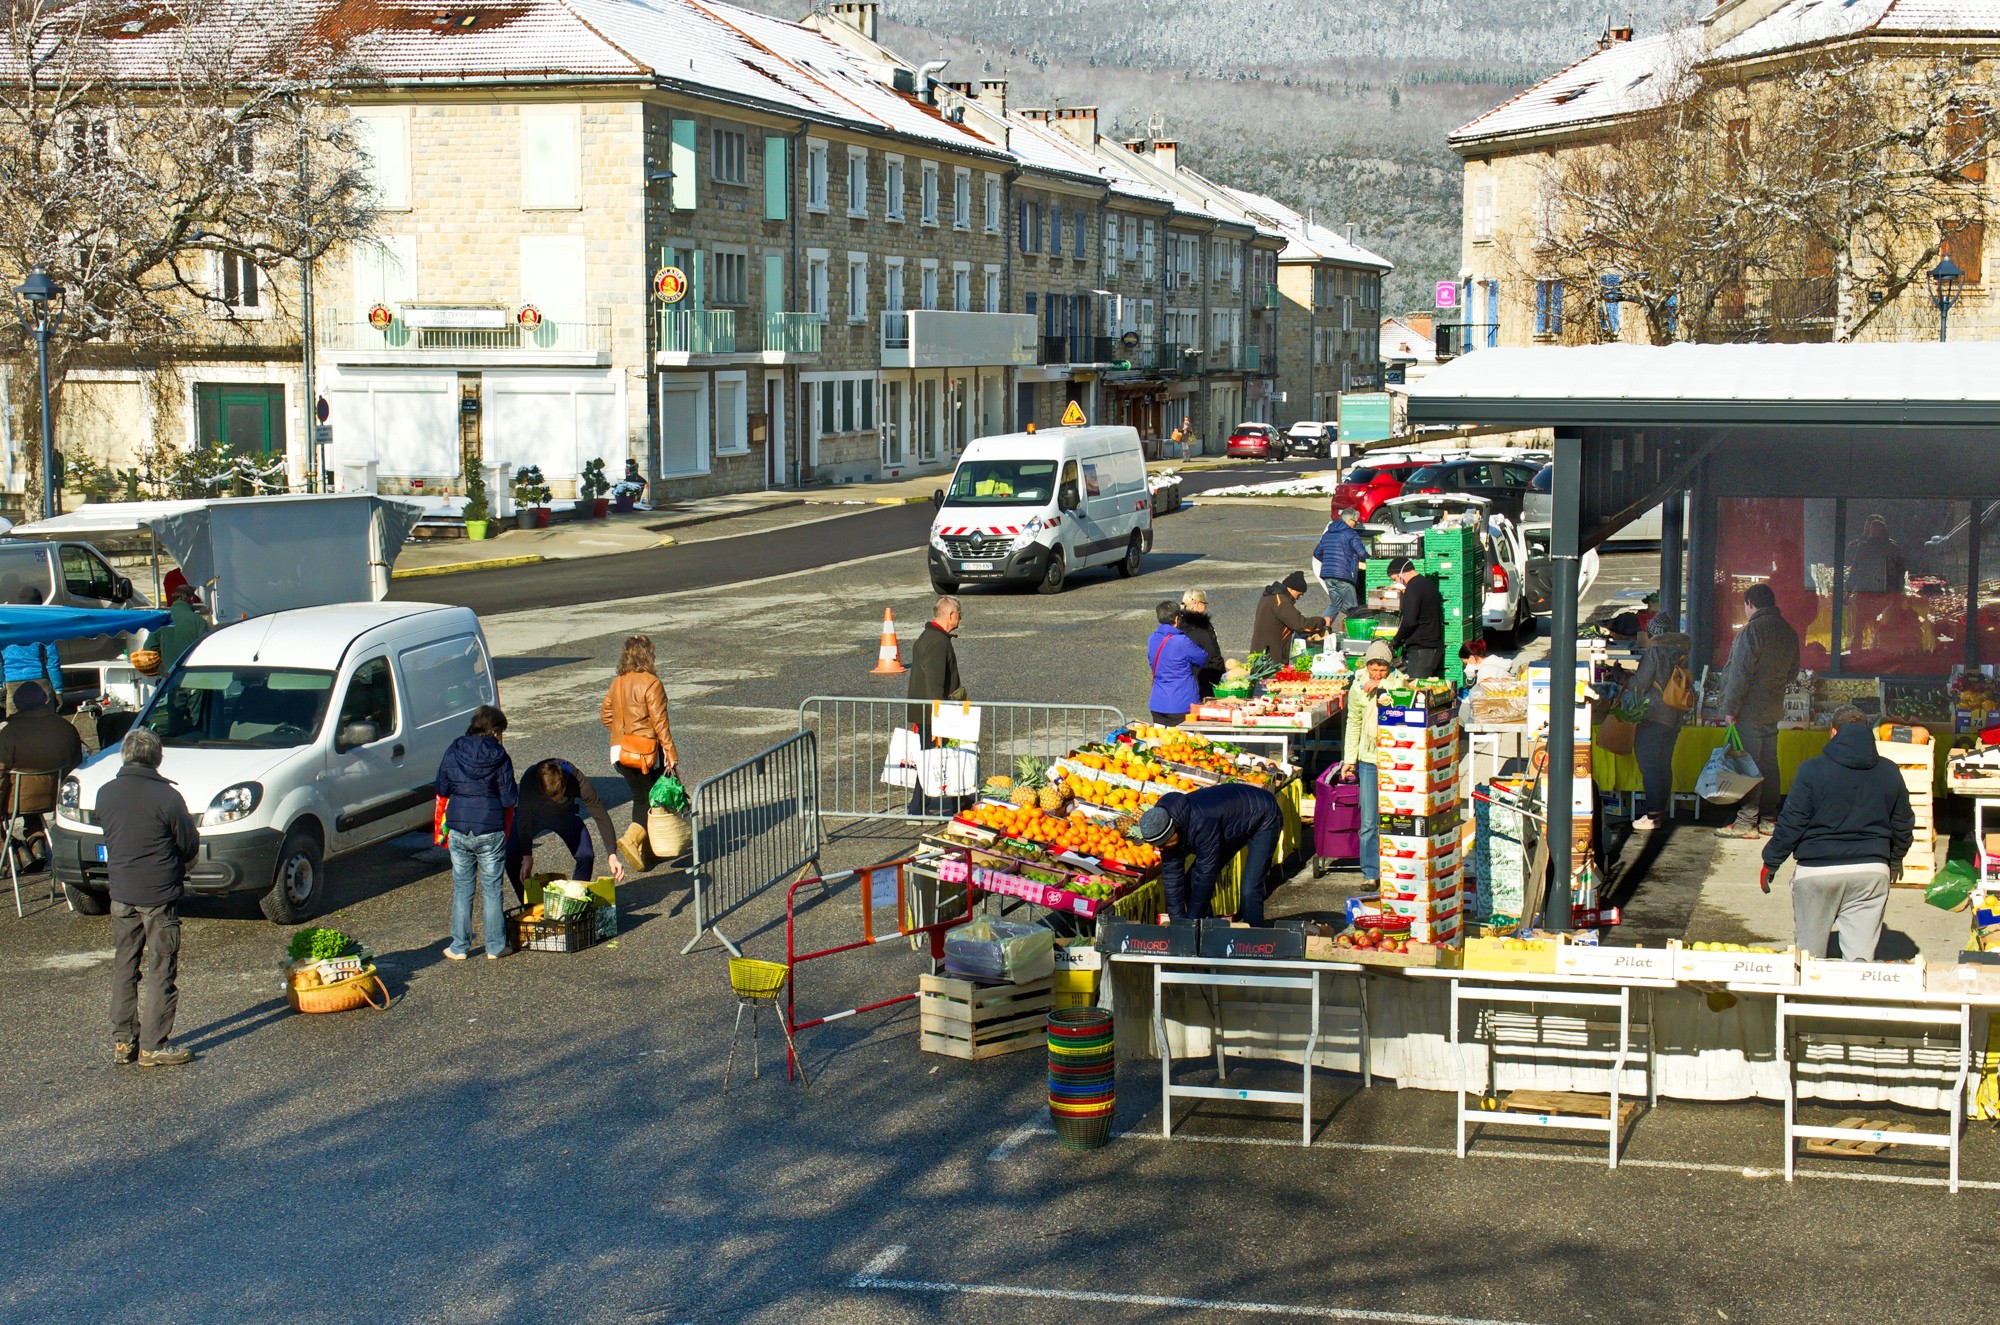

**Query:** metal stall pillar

left=1661, top=487, right=1686, bottom=626
left=1544, top=430, right=1583, bottom=932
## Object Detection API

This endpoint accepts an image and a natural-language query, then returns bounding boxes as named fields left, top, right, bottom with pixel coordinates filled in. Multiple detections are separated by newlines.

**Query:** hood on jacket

left=1824, top=722, right=1880, bottom=770
left=1645, top=630, right=1692, bottom=655
left=1178, top=609, right=1214, bottom=633
left=1262, top=581, right=1288, bottom=598
left=444, top=734, right=509, bottom=778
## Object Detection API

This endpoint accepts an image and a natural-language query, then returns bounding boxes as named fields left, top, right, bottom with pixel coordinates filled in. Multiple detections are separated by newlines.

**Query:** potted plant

left=580, top=458, right=611, bottom=518
left=462, top=458, right=490, bottom=541
left=512, top=465, right=550, bottom=530
left=284, top=925, right=386, bottom=1014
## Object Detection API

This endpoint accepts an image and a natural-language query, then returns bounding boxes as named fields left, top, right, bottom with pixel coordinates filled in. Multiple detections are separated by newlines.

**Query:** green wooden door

left=196, top=384, right=285, bottom=455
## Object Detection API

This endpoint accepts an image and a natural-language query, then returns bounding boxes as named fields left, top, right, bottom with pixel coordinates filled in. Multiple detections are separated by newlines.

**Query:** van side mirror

left=1059, top=487, right=1080, bottom=513
left=336, top=720, right=379, bottom=752
left=113, top=576, right=133, bottom=603
left=932, top=488, right=944, bottom=509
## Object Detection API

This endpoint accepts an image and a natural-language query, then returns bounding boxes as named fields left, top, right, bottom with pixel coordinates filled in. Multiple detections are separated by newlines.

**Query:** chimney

left=1151, top=140, right=1178, bottom=173
left=1610, top=24, right=1634, bottom=40
left=979, top=78, right=1007, bottom=117
left=1049, top=106, right=1098, bottom=147
left=1404, top=312, right=1433, bottom=338
left=826, top=1, right=878, bottom=41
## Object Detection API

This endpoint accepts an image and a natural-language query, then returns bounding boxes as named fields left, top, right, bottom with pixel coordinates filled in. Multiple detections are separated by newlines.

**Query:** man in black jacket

left=1761, top=707, right=1913, bottom=960
left=906, top=595, right=966, bottom=815
left=1137, top=783, right=1286, bottom=926
left=99, top=727, right=200, bottom=1067
left=1389, top=557, right=1445, bottom=679
left=0, top=680, right=83, bottom=864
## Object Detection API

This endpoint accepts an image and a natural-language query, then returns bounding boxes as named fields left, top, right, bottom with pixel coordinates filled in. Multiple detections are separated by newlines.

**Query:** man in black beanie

left=1248, top=570, right=1328, bottom=670
left=1389, top=557, right=1445, bottom=679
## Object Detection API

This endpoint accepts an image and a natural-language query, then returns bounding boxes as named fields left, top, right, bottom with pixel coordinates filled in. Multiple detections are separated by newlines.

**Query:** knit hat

left=1388, top=556, right=1417, bottom=577
left=1364, top=640, right=1394, bottom=666
left=1649, top=613, right=1682, bottom=636
left=1280, top=571, right=1309, bottom=594
left=11, top=681, right=46, bottom=710
left=1136, top=805, right=1177, bottom=844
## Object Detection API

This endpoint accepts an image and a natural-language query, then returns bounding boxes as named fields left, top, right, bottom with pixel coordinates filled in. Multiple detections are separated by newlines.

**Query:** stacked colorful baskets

left=1047, top=1005, right=1115, bottom=1149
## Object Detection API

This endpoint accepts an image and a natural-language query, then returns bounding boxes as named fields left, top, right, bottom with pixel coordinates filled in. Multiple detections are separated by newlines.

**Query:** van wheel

left=1116, top=534, right=1143, bottom=579
left=64, top=882, right=109, bottom=915
left=260, top=825, right=325, bottom=925
left=1036, top=549, right=1067, bottom=595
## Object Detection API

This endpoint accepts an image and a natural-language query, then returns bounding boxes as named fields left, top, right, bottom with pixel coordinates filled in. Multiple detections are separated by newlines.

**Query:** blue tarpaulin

left=0, top=605, right=168, bottom=648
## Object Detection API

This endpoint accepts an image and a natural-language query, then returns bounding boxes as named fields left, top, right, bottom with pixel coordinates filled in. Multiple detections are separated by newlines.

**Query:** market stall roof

left=1406, top=343, right=2000, bottom=428
left=0, top=605, right=167, bottom=648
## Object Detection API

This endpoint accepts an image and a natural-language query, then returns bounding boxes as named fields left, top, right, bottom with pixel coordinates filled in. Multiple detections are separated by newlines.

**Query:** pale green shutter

left=764, top=136, right=788, bottom=220
left=764, top=254, right=784, bottom=317
left=670, top=120, right=698, bottom=210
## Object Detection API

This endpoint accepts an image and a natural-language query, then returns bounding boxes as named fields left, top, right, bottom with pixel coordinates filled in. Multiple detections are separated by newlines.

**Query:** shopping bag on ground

left=1695, top=726, right=1763, bottom=805
left=917, top=745, right=981, bottom=797
left=881, top=726, right=922, bottom=788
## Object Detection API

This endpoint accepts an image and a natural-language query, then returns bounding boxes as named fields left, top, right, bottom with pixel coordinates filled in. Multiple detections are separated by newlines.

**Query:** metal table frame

left=1772, top=991, right=1974, bottom=1193
left=1443, top=971, right=1664, bottom=1169
left=1113, top=954, right=1367, bottom=1147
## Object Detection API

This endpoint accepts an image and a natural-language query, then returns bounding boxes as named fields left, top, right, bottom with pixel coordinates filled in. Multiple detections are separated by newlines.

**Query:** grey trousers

left=1791, top=862, right=1891, bottom=961
left=110, top=901, right=180, bottom=1052
left=1732, top=719, right=1783, bottom=827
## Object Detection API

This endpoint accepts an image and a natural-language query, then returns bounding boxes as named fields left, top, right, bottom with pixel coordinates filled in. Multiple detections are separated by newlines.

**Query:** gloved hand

left=1758, top=866, right=1772, bottom=895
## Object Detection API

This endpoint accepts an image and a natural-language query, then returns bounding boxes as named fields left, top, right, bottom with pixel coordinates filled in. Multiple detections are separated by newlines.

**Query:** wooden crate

left=1805, top=1118, right=1916, bottom=1156
left=1468, top=1089, right=1642, bottom=1128
left=918, top=974, right=1054, bottom=1060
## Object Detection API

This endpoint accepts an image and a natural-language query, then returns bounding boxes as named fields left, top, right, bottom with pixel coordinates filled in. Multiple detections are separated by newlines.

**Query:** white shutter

left=350, top=111, right=410, bottom=210
left=520, top=106, right=580, bottom=208
left=520, top=235, right=586, bottom=320
left=353, top=235, right=416, bottom=312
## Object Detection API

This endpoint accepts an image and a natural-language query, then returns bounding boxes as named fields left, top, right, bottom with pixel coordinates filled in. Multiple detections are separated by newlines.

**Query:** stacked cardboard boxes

left=1376, top=695, right=1464, bottom=946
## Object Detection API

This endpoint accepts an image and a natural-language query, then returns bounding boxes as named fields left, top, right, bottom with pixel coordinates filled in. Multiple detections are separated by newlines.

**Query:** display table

left=1588, top=726, right=1832, bottom=798
left=1180, top=711, right=1337, bottom=767
left=1108, top=952, right=1368, bottom=1146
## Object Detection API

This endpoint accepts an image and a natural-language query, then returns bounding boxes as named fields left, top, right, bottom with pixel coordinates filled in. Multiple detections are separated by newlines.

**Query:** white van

left=927, top=425, right=1153, bottom=594
left=53, top=602, right=496, bottom=923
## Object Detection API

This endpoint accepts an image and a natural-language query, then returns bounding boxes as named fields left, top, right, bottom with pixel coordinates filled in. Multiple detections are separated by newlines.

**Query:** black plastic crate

left=505, top=903, right=601, bottom=954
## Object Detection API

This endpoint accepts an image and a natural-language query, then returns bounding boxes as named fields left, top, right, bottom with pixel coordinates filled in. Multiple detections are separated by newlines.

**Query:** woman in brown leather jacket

left=600, top=635, right=680, bottom=831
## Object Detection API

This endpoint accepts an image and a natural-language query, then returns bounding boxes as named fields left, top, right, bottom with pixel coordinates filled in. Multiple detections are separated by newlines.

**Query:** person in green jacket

left=145, top=587, right=209, bottom=674
left=1339, top=641, right=1410, bottom=884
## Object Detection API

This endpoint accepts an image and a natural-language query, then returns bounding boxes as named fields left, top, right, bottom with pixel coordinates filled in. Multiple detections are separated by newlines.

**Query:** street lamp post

left=12, top=268, right=66, bottom=520
left=1930, top=255, right=1964, bottom=343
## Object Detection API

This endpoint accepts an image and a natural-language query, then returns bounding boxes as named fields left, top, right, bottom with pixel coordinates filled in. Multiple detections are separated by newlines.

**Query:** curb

left=642, top=497, right=804, bottom=533
left=393, top=553, right=545, bottom=579
left=873, top=495, right=931, bottom=505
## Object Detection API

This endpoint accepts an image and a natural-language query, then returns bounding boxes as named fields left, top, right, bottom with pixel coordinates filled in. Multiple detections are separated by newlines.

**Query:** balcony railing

left=1435, top=323, right=1497, bottom=357
left=1207, top=342, right=1242, bottom=371
left=1262, top=283, right=1280, bottom=310
left=319, top=305, right=610, bottom=354
left=657, top=307, right=738, bottom=355
left=880, top=309, right=1036, bottom=368
left=1039, top=334, right=1117, bottom=365
left=763, top=311, right=822, bottom=356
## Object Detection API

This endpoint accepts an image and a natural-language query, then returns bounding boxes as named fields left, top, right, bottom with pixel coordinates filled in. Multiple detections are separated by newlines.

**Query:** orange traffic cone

left=870, top=608, right=906, bottom=675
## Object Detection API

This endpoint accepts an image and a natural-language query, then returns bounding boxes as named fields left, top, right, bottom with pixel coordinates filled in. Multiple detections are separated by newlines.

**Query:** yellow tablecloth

left=1111, top=777, right=1305, bottom=920
left=1589, top=727, right=1831, bottom=796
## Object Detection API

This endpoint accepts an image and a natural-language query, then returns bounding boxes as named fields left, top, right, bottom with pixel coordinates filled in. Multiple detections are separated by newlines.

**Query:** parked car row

left=1328, top=446, right=1552, bottom=521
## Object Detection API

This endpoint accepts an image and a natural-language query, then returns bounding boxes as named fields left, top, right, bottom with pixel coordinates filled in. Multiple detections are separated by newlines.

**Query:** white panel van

left=927, top=425, right=1153, bottom=594
left=53, top=602, right=496, bottom=923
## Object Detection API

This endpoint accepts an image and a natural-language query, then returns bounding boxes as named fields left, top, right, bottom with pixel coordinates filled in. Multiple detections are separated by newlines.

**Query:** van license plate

left=960, top=561, right=994, bottom=571
left=95, top=845, right=107, bottom=863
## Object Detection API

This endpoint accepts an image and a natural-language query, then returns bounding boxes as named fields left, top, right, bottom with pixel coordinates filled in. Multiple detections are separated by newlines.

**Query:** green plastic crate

left=1344, top=616, right=1378, bottom=639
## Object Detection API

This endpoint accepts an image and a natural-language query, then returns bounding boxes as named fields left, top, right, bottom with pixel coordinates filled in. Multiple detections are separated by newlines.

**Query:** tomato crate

left=505, top=904, right=602, bottom=954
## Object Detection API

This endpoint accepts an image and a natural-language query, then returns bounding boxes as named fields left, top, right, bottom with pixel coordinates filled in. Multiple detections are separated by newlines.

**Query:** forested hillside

left=752, top=0, right=1701, bottom=312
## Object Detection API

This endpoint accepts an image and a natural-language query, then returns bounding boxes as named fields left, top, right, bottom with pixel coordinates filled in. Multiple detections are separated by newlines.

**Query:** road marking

left=849, top=1244, right=1547, bottom=1324
left=989, top=1124, right=2000, bottom=1190
left=393, top=553, right=545, bottom=579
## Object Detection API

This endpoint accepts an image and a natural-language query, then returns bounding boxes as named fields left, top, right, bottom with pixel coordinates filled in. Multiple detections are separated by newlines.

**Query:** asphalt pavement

left=6, top=500, right=1982, bottom=1325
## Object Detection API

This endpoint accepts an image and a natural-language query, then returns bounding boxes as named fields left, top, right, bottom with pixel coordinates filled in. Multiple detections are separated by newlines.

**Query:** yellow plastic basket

left=728, top=957, right=790, bottom=1000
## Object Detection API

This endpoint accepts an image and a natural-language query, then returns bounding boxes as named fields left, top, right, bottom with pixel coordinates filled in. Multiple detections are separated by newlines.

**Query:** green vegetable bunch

left=287, top=926, right=352, bottom=963
left=649, top=774, right=691, bottom=812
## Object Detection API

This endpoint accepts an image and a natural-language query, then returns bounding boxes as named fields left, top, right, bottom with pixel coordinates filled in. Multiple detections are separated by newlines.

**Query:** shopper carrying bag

left=1696, top=725, right=1765, bottom=805
left=600, top=635, right=680, bottom=870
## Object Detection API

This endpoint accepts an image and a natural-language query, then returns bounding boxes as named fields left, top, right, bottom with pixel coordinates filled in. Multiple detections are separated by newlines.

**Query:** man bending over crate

left=1138, top=784, right=1286, bottom=927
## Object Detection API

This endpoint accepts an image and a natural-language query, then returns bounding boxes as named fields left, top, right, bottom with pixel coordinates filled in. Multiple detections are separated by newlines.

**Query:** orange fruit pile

left=959, top=803, right=1160, bottom=869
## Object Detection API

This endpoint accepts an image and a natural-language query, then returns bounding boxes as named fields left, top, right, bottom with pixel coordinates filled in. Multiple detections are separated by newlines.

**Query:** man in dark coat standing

left=1717, top=582, right=1802, bottom=838
left=906, top=595, right=966, bottom=815
left=1389, top=557, right=1445, bottom=678
left=1138, top=783, right=1286, bottom=925
left=100, top=727, right=199, bottom=1067
left=1248, top=571, right=1327, bottom=669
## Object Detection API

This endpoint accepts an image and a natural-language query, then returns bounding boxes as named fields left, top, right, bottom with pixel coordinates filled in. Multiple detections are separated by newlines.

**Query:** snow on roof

left=1451, top=30, right=1697, bottom=145
left=1706, top=0, right=2000, bottom=61
left=1003, top=114, right=1118, bottom=185
left=1407, top=343, right=2000, bottom=426
left=1220, top=186, right=1393, bottom=270
left=1380, top=317, right=1436, bottom=361
left=337, top=0, right=646, bottom=81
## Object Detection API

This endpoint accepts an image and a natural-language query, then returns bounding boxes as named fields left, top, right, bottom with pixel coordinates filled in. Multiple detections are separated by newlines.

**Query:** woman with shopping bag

left=1626, top=617, right=1693, bottom=830
left=600, top=635, right=680, bottom=867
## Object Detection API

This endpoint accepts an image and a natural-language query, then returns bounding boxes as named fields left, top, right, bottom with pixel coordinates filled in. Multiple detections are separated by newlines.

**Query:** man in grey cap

left=1138, top=782, right=1286, bottom=925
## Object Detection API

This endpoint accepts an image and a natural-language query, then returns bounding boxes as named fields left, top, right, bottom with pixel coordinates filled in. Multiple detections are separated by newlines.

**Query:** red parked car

left=1329, top=458, right=1430, bottom=521
left=1225, top=423, right=1284, bottom=460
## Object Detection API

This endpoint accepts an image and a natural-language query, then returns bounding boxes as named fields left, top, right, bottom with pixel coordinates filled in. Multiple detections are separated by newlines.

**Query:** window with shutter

left=1944, top=219, right=1985, bottom=284
left=1949, top=102, right=1990, bottom=181
left=1050, top=204, right=1063, bottom=255
left=763, top=136, right=788, bottom=220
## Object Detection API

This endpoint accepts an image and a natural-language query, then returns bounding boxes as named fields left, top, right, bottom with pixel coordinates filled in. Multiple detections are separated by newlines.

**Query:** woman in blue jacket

left=1147, top=601, right=1217, bottom=726
left=435, top=705, right=519, bottom=959
left=4, top=586, right=61, bottom=715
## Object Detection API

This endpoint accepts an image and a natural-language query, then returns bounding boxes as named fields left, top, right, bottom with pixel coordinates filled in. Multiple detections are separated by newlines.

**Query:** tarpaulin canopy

left=0, top=604, right=168, bottom=648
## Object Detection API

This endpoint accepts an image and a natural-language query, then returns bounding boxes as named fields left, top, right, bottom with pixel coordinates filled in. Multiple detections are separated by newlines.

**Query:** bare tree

left=0, top=0, right=378, bottom=499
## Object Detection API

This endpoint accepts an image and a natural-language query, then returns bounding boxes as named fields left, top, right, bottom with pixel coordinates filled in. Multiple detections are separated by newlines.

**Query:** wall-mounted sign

left=367, top=303, right=395, bottom=330
left=1434, top=281, right=1458, bottom=309
left=654, top=267, right=689, bottom=303
left=517, top=304, right=543, bottom=328
left=401, top=305, right=507, bottom=330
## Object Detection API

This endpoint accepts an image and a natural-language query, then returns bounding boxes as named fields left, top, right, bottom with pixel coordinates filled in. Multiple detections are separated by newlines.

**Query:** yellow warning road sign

left=1060, top=401, right=1087, bottom=427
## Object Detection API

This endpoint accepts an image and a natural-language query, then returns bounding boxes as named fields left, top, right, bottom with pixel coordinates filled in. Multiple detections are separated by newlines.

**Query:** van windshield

left=945, top=460, right=1059, bottom=507
left=143, top=667, right=336, bottom=749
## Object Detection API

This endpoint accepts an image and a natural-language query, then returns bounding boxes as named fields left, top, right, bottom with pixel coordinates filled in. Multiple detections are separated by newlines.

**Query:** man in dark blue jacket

left=101, top=727, right=199, bottom=1067
left=1761, top=706, right=1913, bottom=960
left=436, top=705, right=518, bottom=959
left=1312, top=507, right=1368, bottom=624
left=1137, top=783, right=1286, bottom=925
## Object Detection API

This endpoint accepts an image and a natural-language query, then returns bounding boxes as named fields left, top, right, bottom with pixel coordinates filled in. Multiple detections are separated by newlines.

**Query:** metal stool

left=723, top=958, right=809, bottom=1091
left=5, top=769, right=60, bottom=917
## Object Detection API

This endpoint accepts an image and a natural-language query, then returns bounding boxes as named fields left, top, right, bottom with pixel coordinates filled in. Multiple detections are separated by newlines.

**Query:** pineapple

left=1039, top=781, right=1068, bottom=813
left=1011, top=757, right=1046, bottom=808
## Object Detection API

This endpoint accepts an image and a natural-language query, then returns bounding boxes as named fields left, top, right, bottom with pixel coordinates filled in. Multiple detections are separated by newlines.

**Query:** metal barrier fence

left=798, top=695, right=1126, bottom=825
left=686, top=730, right=821, bottom=955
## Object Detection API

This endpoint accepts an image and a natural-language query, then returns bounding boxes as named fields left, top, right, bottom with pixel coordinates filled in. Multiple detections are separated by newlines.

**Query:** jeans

left=1325, top=578, right=1360, bottom=624
left=110, top=900, right=179, bottom=1052
left=508, top=813, right=593, bottom=887
left=1791, top=862, right=1891, bottom=960
left=449, top=829, right=510, bottom=957
left=1634, top=720, right=1678, bottom=818
left=1148, top=710, right=1187, bottom=727
left=1357, top=764, right=1380, bottom=882
left=1732, top=719, right=1783, bottom=827
left=1233, top=816, right=1285, bottom=926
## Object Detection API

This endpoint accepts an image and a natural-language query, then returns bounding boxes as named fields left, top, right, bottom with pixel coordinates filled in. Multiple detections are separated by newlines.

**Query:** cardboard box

left=1672, top=942, right=1798, bottom=985
left=1374, top=740, right=1458, bottom=772
left=1053, top=939, right=1103, bottom=972
left=1379, top=785, right=1458, bottom=817
left=1380, top=806, right=1462, bottom=838
left=1377, top=766, right=1459, bottom=796
left=1799, top=952, right=1925, bottom=995
left=1462, top=934, right=1558, bottom=973
left=1303, top=934, right=1451, bottom=967
left=1380, top=852, right=1463, bottom=889
left=1198, top=920, right=1305, bottom=960
left=1379, top=702, right=1458, bottom=729
left=1381, top=890, right=1461, bottom=922
left=1555, top=944, right=1675, bottom=980
left=1381, top=828, right=1460, bottom=860
left=1096, top=918, right=1199, bottom=957
left=1408, top=913, right=1463, bottom=945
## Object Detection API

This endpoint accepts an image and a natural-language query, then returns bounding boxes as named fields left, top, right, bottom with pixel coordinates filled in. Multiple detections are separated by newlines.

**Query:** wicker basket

left=648, top=807, right=692, bottom=859
left=287, top=962, right=387, bottom=1014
